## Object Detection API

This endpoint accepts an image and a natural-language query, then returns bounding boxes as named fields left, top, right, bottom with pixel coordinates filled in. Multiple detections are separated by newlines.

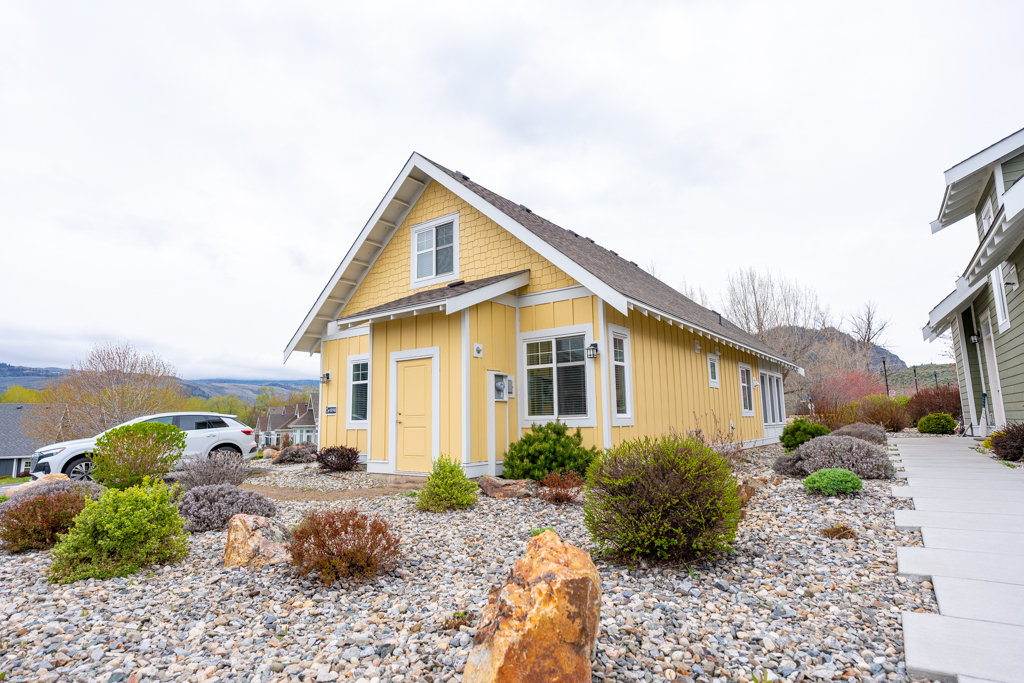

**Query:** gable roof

left=0, top=404, right=41, bottom=458
left=287, top=153, right=800, bottom=371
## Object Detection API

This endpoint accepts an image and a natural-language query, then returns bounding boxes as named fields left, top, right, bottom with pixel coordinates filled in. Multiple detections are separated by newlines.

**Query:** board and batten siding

left=987, top=240, right=1024, bottom=424
left=951, top=316, right=972, bottom=425
left=341, top=181, right=577, bottom=318
left=467, top=301, right=518, bottom=463
left=321, top=335, right=370, bottom=453
left=369, top=312, right=462, bottom=463
left=605, top=305, right=765, bottom=445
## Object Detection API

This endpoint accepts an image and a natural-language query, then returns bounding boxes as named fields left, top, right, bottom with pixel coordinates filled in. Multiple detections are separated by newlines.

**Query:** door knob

left=396, top=420, right=403, bottom=424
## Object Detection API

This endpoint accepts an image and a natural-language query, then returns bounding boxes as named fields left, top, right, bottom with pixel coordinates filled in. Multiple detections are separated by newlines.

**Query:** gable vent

left=519, top=204, right=532, bottom=213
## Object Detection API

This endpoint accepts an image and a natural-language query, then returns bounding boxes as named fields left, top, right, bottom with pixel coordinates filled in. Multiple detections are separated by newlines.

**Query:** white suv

left=30, top=412, right=258, bottom=481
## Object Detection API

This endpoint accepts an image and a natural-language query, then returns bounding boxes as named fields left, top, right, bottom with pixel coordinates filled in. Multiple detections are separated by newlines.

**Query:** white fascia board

left=284, top=153, right=426, bottom=363
left=923, top=278, right=983, bottom=341
left=445, top=271, right=531, bottom=314
left=340, top=303, right=447, bottom=329
left=944, top=127, right=1024, bottom=186
left=411, top=154, right=631, bottom=315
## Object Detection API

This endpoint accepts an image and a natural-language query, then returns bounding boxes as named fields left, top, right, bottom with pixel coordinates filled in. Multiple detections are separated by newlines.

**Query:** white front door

left=981, top=317, right=1006, bottom=427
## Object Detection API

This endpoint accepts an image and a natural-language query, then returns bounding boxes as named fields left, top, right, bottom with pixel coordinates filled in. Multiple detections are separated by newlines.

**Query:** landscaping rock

left=5, top=472, right=69, bottom=497
left=477, top=475, right=539, bottom=499
left=738, top=482, right=756, bottom=507
left=464, top=530, right=601, bottom=683
left=223, top=514, right=291, bottom=568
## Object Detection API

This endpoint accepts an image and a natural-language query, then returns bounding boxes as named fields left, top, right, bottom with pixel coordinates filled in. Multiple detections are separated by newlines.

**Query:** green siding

left=976, top=175, right=998, bottom=241
left=1003, top=151, right=1024, bottom=192
left=951, top=317, right=972, bottom=423
left=989, top=240, right=1024, bottom=424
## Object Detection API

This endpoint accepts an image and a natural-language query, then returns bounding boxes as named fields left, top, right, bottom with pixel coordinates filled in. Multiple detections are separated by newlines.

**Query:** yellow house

left=285, top=154, right=801, bottom=477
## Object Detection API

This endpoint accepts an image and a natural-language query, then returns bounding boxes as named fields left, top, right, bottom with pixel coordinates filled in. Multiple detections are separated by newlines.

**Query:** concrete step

left=913, top=498, right=1024, bottom=515
left=897, top=547, right=1024, bottom=584
left=902, top=611, right=1024, bottom=683
left=932, top=576, right=1024, bottom=626
left=895, top=510, right=1024, bottom=533
left=922, top=528, right=1024, bottom=556
left=903, top=477, right=1024, bottom=490
left=892, top=486, right=1024, bottom=501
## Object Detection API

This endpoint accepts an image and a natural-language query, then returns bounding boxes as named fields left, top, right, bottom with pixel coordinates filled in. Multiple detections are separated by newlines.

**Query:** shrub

left=917, top=413, right=957, bottom=435
left=810, top=371, right=884, bottom=430
left=584, top=434, right=740, bottom=561
left=501, top=421, right=597, bottom=481
left=780, top=418, right=830, bottom=452
left=908, top=385, right=962, bottom=424
left=274, top=441, right=318, bottom=465
left=48, top=478, right=189, bottom=583
left=831, top=422, right=887, bottom=445
left=0, top=479, right=103, bottom=515
left=0, top=492, right=88, bottom=552
left=539, top=471, right=583, bottom=505
left=177, top=484, right=276, bottom=532
left=287, top=507, right=401, bottom=582
left=92, top=422, right=186, bottom=489
left=317, top=445, right=361, bottom=472
left=990, top=423, right=1024, bottom=462
left=775, top=435, right=894, bottom=479
left=982, top=430, right=1003, bottom=450
left=803, top=468, right=863, bottom=495
left=416, top=455, right=478, bottom=512
left=177, top=449, right=249, bottom=491
left=857, top=395, right=910, bottom=432
left=0, top=496, right=7, bottom=504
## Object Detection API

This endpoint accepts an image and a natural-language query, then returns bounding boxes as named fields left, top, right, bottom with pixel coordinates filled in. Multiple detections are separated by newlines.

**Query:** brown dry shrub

left=820, top=524, right=857, bottom=540
left=287, top=508, right=401, bottom=582
left=831, top=422, right=887, bottom=445
left=317, top=445, right=360, bottom=472
left=991, top=423, right=1024, bottom=462
left=907, top=385, right=962, bottom=424
left=857, top=395, right=910, bottom=432
left=539, top=471, right=583, bottom=505
left=0, top=492, right=88, bottom=552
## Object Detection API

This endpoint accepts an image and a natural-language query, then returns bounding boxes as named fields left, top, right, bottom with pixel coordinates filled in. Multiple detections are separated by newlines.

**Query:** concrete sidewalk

left=891, top=437, right=1024, bottom=683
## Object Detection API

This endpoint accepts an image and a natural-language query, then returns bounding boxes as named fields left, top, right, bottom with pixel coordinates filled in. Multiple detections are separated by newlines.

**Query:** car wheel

left=211, top=445, right=242, bottom=456
left=64, top=456, right=94, bottom=481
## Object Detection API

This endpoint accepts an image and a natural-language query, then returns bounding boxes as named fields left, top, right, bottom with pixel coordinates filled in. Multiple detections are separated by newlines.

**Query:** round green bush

left=780, top=418, right=830, bottom=452
left=803, top=468, right=863, bottom=495
left=93, top=422, right=186, bottom=489
left=501, top=420, right=597, bottom=481
left=583, top=434, right=740, bottom=561
left=917, top=413, right=957, bottom=435
left=416, top=455, right=478, bottom=512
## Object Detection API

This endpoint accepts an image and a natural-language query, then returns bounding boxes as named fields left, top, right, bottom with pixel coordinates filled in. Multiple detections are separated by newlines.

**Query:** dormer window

left=410, top=212, right=460, bottom=288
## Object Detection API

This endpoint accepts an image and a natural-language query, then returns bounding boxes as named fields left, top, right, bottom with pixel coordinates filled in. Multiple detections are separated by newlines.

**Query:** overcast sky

left=2, top=1, right=1020, bottom=380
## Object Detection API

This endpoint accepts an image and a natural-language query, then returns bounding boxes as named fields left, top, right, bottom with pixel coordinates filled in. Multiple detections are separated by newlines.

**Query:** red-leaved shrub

left=287, top=508, right=401, bottom=582
left=811, top=372, right=884, bottom=430
left=990, top=423, right=1024, bottom=462
left=908, top=386, right=962, bottom=424
left=857, top=395, right=910, bottom=432
left=0, top=492, right=88, bottom=552
left=317, top=445, right=361, bottom=472
left=539, top=471, right=584, bottom=505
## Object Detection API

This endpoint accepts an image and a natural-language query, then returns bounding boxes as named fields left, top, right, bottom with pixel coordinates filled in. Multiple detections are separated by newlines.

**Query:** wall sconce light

left=320, top=371, right=332, bottom=382
left=586, top=343, right=599, bottom=359
left=970, top=335, right=979, bottom=344
left=694, top=340, right=701, bottom=354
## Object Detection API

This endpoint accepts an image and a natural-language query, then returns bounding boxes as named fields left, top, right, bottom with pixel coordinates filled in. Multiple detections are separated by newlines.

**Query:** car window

left=175, top=415, right=209, bottom=431
left=144, top=416, right=175, bottom=425
left=207, top=418, right=229, bottom=429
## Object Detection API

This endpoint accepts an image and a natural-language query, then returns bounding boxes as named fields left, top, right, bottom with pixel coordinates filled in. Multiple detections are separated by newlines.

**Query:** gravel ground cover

left=246, top=463, right=385, bottom=491
left=0, top=444, right=936, bottom=683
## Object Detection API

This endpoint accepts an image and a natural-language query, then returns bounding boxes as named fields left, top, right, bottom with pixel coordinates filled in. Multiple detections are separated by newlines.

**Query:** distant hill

left=886, top=363, right=957, bottom=393
left=774, top=326, right=908, bottom=374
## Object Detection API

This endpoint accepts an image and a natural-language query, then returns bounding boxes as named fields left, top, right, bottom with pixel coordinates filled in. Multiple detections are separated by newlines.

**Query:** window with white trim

left=993, top=263, right=1011, bottom=330
left=759, top=372, right=785, bottom=425
left=410, top=213, right=459, bottom=288
left=608, top=324, right=634, bottom=424
left=738, top=363, right=754, bottom=416
left=347, top=355, right=369, bottom=427
left=526, top=335, right=587, bottom=419
left=707, top=354, right=720, bottom=389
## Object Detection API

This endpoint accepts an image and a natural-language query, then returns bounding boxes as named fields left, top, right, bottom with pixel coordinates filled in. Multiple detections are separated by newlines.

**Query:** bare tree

left=845, top=300, right=890, bottom=373
left=24, top=342, right=187, bottom=446
left=678, top=278, right=714, bottom=309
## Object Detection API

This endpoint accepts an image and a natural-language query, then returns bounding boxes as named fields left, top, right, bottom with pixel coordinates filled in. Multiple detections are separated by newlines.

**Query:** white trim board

left=385, top=346, right=441, bottom=475
left=345, top=353, right=371, bottom=431
left=608, top=322, right=635, bottom=428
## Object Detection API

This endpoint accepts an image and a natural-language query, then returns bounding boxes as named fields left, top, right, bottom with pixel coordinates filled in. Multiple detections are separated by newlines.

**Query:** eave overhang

left=922, top=277, right=984, bottom=342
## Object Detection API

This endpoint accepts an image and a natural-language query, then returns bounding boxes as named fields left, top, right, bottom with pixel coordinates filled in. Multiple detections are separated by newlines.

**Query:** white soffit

left=922, top=277, right=983, bottom=342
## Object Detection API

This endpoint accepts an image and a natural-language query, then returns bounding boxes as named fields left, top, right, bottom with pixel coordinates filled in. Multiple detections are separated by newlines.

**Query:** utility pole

left=934, top=371, right=939, bottom=389
left=913, top=367, right=919, bottom=393
left=882, top=358, right=890, bottom=397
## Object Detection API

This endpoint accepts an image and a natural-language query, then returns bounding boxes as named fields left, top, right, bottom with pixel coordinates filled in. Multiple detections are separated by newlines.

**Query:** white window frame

left=517, top=323, right=597, bottom=429
left=608, top=323, right=634, bottom=427
left=707, top=353, right=720, bottom=389
left=738, top=362, right=755, bottom=417
left=346, top=353, right=371, bottom=430
left=759, top=371, right=785, bottom=426
left=992, top=263, right=1011, bottom=332
left=409, top=212, right=460, bottom=290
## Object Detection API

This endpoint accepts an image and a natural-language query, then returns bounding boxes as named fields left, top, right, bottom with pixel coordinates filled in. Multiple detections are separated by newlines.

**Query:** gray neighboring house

left=0, top=404, right=48, bottom=477
left=924, top=127, right=1024, bottom=435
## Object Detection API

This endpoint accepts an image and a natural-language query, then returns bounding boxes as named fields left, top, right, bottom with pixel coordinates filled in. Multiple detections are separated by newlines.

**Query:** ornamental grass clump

left=177, top=484, right=277, bottom=532
left=317, top=445, right=361, bottom=472
left=831, top=422, right=887, bottom=445
left=916, top=413, right=957, bottom=435
left=92, top=422, right=186, bottom=489
left=780, top=419, right=829, bottom=452
left=287, top=507, right=401, bottom=582
left=501, top=420, right=597, bottom=481
left=416, top=455, right=478, bottom=512
left=48, top=478, right=188, bottom=583
left=0, top=492, right=88, bottom=552
left=803, top=468, right=863, bottom=496
left=177, top=449, right=249, bottom=490
left=990, top=422, right=1024, bottom=461
left=775, top=435, right=893, bottom=479
left=584, top=434, right=740, bottom=562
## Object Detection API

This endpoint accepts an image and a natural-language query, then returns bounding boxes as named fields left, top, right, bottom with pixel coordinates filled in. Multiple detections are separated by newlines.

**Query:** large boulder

left=477, top=475, right=539, bottom=500
left=6, top=473, right=70, bottom=498
left=274, top=442, right=317, bottom=465
left=223, top=514, right=291, bottom=568
left=464, top=530, right=601, bottom=683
